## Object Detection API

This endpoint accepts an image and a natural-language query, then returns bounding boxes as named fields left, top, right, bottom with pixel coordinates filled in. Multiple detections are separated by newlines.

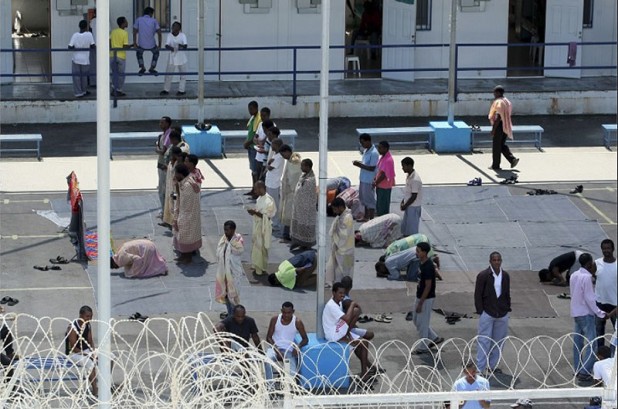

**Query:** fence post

left=112, top=50, right=118, bottom=108
left=454, top=44, right=459, bottom=102
left=292, top=47, right=298, bottom=106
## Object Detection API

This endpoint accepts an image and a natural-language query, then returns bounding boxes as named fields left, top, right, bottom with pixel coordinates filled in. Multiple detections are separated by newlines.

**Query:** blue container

left=430, top=121, right=471, bottom=153
left=182, top=125, right=222, bottom=158
left=296, top=332, right=351, bottom=390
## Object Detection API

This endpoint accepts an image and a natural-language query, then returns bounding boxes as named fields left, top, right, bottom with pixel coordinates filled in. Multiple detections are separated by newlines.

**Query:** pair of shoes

left=374, top=313, right=392, bottom=323
left=467, top=177, right=482, bottom=186
left=149, top=68, right=158, bottom=76
left=0, top=297, right=19, bottom=306
left=526, top=188, right=557, bottom=196
left=470, top=124, right=481, bottom=131
left=160, top=90, right=169, bottom=96
left=511, top=158, right=520, bottom=168
left=50, top=256, right=69, bottom=264
left=138, top=67, right=146, bottom=76
left=34, top=265, right=61, bottom=271
left=85, top=91, right=91, bottom=96
left=358, top=315, right=373, bottom=324
left=430, top=337, right=445, bottom=348
left=219, top=312, right=228, bottom=319
left=557, top=292, right=571, bottom=299
left=410, top=349, right=429, bottom=355
left=569, top=185, right=584, bottom=194
left=499, top=175, right=518, bottom=185
left=576, top=373, right=594, bottom=383
left=488, top=166, right=502, bottom=171
left=177, top=91, right=186, bottom=96
left=128, top=312, right=148, bottom=322
left=405, top=311, right=414, bottom=321
left=111, top=91, right=126, bottom=97
left=75, top=93, right=87, bottom=98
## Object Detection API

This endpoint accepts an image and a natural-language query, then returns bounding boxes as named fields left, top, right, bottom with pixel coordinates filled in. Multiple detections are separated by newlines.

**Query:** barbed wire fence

left=0, top=313, right=615, bottom=408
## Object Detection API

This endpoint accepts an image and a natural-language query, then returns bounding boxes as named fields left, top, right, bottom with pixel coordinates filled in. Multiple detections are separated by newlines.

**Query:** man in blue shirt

left=452, top=361, right=491, bottom=409
left=133, top=7, right=162, bottom=76
left=353, top=133, right=378, bottom=221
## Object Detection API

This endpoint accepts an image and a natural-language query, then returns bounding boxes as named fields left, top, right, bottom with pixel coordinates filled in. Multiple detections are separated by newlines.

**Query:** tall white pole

left=95, top=0, right=112, bottom=406
left=316, top=0, right=330, bottom=339
left=197, top=0, right=205, bottom=123
left=447, top=0, right=457, bottom=125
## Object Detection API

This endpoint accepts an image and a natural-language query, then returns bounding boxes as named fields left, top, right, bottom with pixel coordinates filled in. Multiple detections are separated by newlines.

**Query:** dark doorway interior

left=345, top=0, right=383, bottom=79
left=507, top=0, right=546, bottom=77
left=12, top=0, right=51, bottom=83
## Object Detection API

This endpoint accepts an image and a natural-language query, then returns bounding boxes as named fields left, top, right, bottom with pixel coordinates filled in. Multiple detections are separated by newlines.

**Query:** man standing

left=248, top=181, right=276, bottom=276
left=215, top=305, right=261, bottom=351
left=160, top=21, right=188, bottom=96
left=326, top=197, right=355, bottom=287
left=156, top=116, right=172, bottom=218
left=290, top=159, right=317, bottom=250
left=373, top=141, right=395, bottom=217
left=595, top=239, right=617, bottom=348
left=278, top=145, right=302, bottom=242
left=172, top=164, right=202, bottom=264
left=265, top=302, right=309, bottom=382
left=133, top=7, right=162, bottom=76
left=243, top=101, right=261, bottom=196
left=488, top=85, right=519, bottom=170
left=452, top=362, right=491, bottom=409
left=215, top=220, right=244, bottom=318
left=400, top=157, right=423, bottom=236
left=570, top=253, right=610, bottom=382
left=474, top=252, right=511, bottom=375
left=265, top=138, right=285, bottom=233
left=353, top=133, right=378, bottom=221
left=411, top=242, right=443, bottom=355
left=68, top=20, right=95, bottom=98
left=109, top=17, right=131, bottom=96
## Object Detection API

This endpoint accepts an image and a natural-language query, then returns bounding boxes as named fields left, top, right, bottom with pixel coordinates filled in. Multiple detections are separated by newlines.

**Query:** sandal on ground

left=0, top=297, right=11, bottom=305
left=219, top=312, right=228, bottom=320
left=49, top=265, right=61, bottom=270
left=33, top=265, right=49, bottom=271
left=557, top=293, right=571, bottom=299
left=374, top=313, right=392, bottom=323
left=358, top=315, right=373, bottom=324
left=405, top=311, right=414, bottom=321
left=49, top=256, right=69, bottom=264
left=5, top=297, right=18, bottom=307
left=129, top=312, right=148, bottom=322
left=410, top=349, right=429, bottom=355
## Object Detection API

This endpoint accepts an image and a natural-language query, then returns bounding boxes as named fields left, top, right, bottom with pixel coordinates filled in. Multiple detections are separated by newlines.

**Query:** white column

left=197, top=0, right=205, bottom=123
left=95, top=0, right=112, bottom=406
left=447, top=0, right=457, bottom=125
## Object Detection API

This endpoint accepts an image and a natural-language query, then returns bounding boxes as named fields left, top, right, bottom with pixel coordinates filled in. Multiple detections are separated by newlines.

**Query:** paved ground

left=0, top=114, right=616, bottom=408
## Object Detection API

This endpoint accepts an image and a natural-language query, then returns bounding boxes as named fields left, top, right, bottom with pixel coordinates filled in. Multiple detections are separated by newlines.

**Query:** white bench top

left=602, top=124, right=617, bottom=131
left=473, top=125, right=544, bottom=133
left=110, top=132, right=157, bottom=139
left=356, top=127, right=434, bottom=135
left=220, top=129, right=298, bottom=137
left=0, top=134, right=42, bottom=141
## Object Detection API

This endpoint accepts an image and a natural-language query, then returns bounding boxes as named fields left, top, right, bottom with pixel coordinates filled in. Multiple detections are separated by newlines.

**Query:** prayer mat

left=84, top=230, right=114, bottom=261
left=330, top=288, right=413, bottom=314
left=242, top=263, right=279, bottom=286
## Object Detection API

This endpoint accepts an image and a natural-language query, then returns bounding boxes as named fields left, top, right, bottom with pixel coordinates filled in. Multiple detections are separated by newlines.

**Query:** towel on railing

left=567, top=42, right=577, bottom=67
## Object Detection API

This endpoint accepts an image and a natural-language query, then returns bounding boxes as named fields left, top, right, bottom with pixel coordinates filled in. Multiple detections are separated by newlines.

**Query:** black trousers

left=491, top=122, right=515, bottom=169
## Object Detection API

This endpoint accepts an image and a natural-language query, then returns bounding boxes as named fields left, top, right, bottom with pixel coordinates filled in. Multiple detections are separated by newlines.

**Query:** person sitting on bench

left=214, top=305, right=262, bottom=352
left=268, top=250, right=317, bottom=289
left=341, top=276, right=375, bottom=341
left=264, top=301, right=309, bottom=383
left=538, top=250, right=584, bottom=286
left=322, top=282, right=378, bottom=382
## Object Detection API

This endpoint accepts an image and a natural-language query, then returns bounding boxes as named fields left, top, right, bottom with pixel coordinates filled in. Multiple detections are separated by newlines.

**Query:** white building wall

left=414, top=0, right=508, bottom=80
left=0, top=0, right=12, bottom=84
left=580, top=0, right=617, bottom=77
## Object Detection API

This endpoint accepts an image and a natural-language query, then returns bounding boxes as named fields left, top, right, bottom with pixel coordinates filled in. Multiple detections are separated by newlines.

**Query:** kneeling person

left=110, top=239, right=168, bottom=278
left=268, top=250, right=317, bottom=289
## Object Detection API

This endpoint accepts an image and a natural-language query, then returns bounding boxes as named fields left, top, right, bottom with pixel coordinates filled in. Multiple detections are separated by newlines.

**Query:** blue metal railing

left=1, top=41, right=615, bottom=106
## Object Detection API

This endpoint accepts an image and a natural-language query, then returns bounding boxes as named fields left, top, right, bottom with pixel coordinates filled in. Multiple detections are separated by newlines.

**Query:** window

left=416, top=0, right=432, bottom=31
left=583, top=0, right=593, bottom=28
left=134, top=0, right=171, bottom=32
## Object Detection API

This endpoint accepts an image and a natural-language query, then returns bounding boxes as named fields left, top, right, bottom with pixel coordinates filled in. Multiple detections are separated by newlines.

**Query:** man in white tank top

left=265, top=301, right=309, bottom=383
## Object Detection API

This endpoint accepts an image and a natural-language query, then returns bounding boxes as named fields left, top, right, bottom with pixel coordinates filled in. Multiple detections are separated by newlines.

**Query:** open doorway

left=12, top=0, right=51, bottom=82
left=507, top=0, right=545, bottom=77
left=344, top=0, right=382, bottom=79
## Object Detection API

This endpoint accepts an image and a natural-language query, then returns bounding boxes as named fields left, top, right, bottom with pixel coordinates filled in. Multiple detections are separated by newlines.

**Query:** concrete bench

left=12, top=355, right=84, bottom=383
left=220, top=130, right=298, bottom=156
left=471, top=125, right=544, bottom=151
left=110, top=132, right=158, bottom=159
left=355, top=127, right=434, bottom=151
left=0, top=134, right=42, bottom=160
left=602, top=124, right=617, bottom=150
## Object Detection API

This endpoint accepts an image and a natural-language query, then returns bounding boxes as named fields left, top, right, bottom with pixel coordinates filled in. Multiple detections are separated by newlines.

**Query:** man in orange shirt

left=488, top=85, right=519, bottom=171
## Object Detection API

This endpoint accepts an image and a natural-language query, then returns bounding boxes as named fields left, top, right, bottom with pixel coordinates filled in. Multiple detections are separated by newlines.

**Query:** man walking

left=474, top=252, right=511, bottom=375
left=488, top=85, right=519, bottom=170
left=68, top=20, right=95, bottom=98
left=410, top=242, right=443, bottom=355
left=133, top=7, right=162, bottom=76
left=570, top=253, right=610, bottom=382
left=595, top=239, right=617, bottom=348
left=353, top=133, right=378, bottom=221
left=400, top=157, right=423, bottom=236
left=373, top=141, right=395, bottom=217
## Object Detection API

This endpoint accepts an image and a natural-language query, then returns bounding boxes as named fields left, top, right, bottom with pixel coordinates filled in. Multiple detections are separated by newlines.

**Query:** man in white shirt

left=264, top=302, right=309, bottom=383
left=265, top=137, right=284, bottom=233
left=161, top=21, right=188, bottom=96
left=400, top=156, right=423, bottom=236
left=322, top=282, right=376, bottom=382
left=68, top=20, right=95, bottom=98
left=595, top=239, right=617, bottom=349
left=452, top=361, right=490, bottom=409
left=593, top=345, right=616, bottom=407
